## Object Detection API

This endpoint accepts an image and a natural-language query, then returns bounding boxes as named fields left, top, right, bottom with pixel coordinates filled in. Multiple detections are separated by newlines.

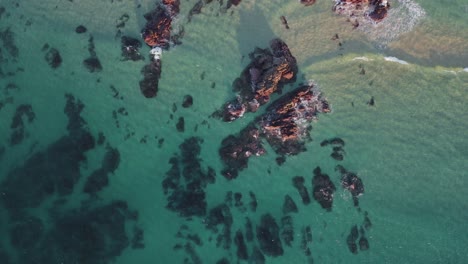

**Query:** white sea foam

left=356, top=0, right=426, bottom=47
left=384, top=56, right=409, bottom=65
left=463, top=68, right=468, bottom=72
left=352, top=57, right=372, bottom=61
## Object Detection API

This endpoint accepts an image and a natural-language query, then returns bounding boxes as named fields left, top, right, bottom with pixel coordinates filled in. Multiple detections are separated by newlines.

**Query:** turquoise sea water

left=0, top=0, right=467, bottom=263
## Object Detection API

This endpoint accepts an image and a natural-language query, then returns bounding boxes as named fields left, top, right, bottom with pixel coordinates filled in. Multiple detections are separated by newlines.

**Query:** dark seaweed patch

left=83, top=57, right=102, bottom=72
left=9, top=104, right=35, bottom=146
left=206, top=204, right=233, bottom=249
left=44, top=47, right=62, bottom=69
left=83, top=36, right=102, bottom=72
left=256, top=213, right=283, bottom=257
left=0, top=27, right=19, bottom=58
left=176, top=117, right=185, bottom=132
left=234, top=230, right=248, bottom=260
left=245, top=217, right=254, bottom=242
left=0, top=94, right=143, bottom=264
left=249, top=191, right=257, bottom=212
left=280, top=215, right=294, bottom=247
left=250, top=246, right=266, bottom=264
left=292, top=176, right=311, bottom=205
left=282, top=194, right=298, bottom=215
left=163, top=137, right=216, bottom=217
left=75, top=25, right=87, bottom=33
left=182, top=94, right=193, bottom=108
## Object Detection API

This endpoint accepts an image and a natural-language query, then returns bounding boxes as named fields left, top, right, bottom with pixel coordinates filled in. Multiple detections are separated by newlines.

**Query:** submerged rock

left=256, top=213, right=283, bottom=257
left=139, top=56, right=162, bottom=98
left=311, top=167, right=336, bottom=211
left=44, top=47, right=62, bottom=69
left=182, top=94, right=193, bottom=108
left=75, top=25, right=87, bottom=34
left=336, top=165, right=364, bottom=206
left=121, top=36, right=144, bottom=61
left=292, top=176, right=311, bottom=205
left=282, top=195, right=298, bottom=215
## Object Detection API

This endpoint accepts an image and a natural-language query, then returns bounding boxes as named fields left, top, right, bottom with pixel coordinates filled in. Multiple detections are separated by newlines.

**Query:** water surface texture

left=0, top=0, right=467, bottom=264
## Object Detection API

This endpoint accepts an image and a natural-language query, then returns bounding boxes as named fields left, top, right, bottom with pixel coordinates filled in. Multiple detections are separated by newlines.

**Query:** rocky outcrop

left=219, top=84, right=330, bottom=179
left=333, top=0, right=390, bottom=24
left=257, top=84, right=330, bottom=155
left=141, top=0, right=180, bottom=49
left=214, top=38, right=298, bottom=122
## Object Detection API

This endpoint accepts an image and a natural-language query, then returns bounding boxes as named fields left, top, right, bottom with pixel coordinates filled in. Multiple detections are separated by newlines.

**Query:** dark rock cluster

left=320, top=137, right=346, bottom=161
left=162, top=137, right=216, bottom=217
left=214, top=38, right=298, bottom=122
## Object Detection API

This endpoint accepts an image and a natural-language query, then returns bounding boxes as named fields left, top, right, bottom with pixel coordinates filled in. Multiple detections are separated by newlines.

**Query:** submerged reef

left=162, top=137, right=216, bottom=217
left=0, top=94, right=143, bottom=264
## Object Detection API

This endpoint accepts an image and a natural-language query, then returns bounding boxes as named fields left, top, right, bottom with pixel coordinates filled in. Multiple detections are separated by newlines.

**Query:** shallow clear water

left=0, top=0, right=467, bottom=263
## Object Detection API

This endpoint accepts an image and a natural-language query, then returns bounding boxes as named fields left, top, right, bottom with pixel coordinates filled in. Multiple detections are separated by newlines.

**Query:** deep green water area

left=0, top=0, right=467, bottom=263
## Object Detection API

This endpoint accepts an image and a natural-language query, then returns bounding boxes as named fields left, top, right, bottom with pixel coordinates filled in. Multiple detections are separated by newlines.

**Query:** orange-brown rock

left=141, top=1, right=180, bottom=49
left=257, top=84, right=330, bottom=154
left=214, top=38, right=298, bottom=122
